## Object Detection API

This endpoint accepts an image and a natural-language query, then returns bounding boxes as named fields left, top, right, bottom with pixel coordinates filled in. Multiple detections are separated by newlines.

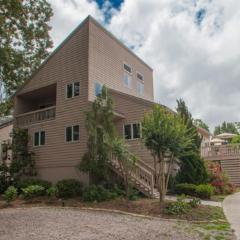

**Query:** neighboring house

left=0, top=116, right=13, bottom=165
left=201, top=132, right=240, bottom=186
left=13, top=16, right=164, bottom=197
left=197, top=126, right=212, bottom=147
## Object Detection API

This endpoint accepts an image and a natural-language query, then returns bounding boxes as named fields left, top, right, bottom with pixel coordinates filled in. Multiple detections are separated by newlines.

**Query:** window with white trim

left=123, top=72, right=132, bottom=89
left=66, top=82, right=80, bottom=98
left=34, top=131, right=45, bottom=146
left=95, top=82, right=103, bottom=97
left=65, top=125, right=80, bottom=142
left=124, top=123, right=141, bottom=140
left=123, top=63, right=132, bottom=74
left=137, top=81, right=144, bottom=95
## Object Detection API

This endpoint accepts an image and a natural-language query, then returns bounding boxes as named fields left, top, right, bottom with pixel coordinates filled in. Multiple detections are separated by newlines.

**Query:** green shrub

left=165, top=196, right=190, bottom=215
left=16, top=179, right=51, bottom=192
left=3, top=186, right=18, bottom=204
left=195, top=184, right=215, bottom=199
left=175, top=183, right=197, bottom=196
left=189, top=197, right=201, bottom=208
left=56, top=179, right=82, bottom=198
left=82, top=185, right=118, bottom=202
left=46, top=186, right=58, bottom=198
left=22, top=185, right=45, bottom=199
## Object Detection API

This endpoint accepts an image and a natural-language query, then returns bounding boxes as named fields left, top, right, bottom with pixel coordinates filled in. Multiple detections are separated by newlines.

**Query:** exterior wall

left=88, top=18, right=153, bottom=102
left=14, top=20, right=90, bottom=184
left=110, top=90, right=155, bottom=167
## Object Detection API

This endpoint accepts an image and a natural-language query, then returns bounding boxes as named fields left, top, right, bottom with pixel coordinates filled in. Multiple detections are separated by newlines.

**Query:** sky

left=48, top=0, right=240, bottom=130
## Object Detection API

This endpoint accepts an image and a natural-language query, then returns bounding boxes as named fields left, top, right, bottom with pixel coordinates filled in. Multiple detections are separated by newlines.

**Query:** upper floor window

left=124, top=123, right=141, bottom=140
left=137, top=72, right=144, bottom=81
left=123, top=72, right=132, bottom=89
left=34, top=131, right=45, bottom=146
left=137, top=81, right=144, bottom=95
left=66, top=125, right=80, bottom=142
left=95, top=82, right=103, bottom=97
left=123, top=63, right=132, bottom=74
left=66, top=82, right=80, bottom=98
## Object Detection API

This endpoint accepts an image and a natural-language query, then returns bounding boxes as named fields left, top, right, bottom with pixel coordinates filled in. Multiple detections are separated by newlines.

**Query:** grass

left=211, top=195, right=227, bottom=202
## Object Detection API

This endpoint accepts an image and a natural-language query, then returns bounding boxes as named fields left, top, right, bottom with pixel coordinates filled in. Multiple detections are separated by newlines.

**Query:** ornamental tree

left=142, top=105, right=194, bottom=204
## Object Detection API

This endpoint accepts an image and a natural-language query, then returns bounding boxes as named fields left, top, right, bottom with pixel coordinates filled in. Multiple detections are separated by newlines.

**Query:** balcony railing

left=15, top=106, right=56, bottom=127
left=201, top=144, right=240, bottom=159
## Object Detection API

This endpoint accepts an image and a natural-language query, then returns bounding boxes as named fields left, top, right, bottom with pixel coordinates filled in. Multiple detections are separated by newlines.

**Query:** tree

left=111, top=137, right=137, bottom=199
left=0, top=0, right=53, bottom=114
left=194, top=119, right=209, bottom=132
left=142, top=105, right=194, bottom=204
left=176, top=99, right=209, bottom=185
left=214, top=122, right=239, bottom=135
left=79, top=86, right=116, bottom=183
left=231, top=135, right=240, bottom=144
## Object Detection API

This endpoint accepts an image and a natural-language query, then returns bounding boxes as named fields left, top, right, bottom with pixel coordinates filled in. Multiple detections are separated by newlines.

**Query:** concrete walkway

left=166, top=195, right=222, bottom=207
left=223, top=192, right=240, bottom=240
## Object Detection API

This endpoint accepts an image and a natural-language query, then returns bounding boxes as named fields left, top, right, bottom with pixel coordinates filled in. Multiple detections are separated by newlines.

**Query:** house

left=0, top=116, right=13, bottom=165
left=13, top=16, right=161, bottom=197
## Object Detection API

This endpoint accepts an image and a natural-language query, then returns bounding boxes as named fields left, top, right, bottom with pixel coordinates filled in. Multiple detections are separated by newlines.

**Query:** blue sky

left=49, top=0, right=240, bottom=130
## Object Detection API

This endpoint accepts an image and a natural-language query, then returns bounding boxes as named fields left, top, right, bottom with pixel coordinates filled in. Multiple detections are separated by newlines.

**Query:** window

left=123, top=73, right=132, bottom=88
left=66, top=82, right=80, bottom=98
left=137, top=72, right=144, bottom=81
left=124, top=123, right=141, bottom=140
left=123, top=63, right=132, bottom=73
left=137, top=81, right=144, bottom=95
left=65, top=125, right=80, bottom=142
left=95, top=82, right=103, bottom=96
left=133, top=123, right=141, bottom=139
left=124, top=124, right=132, bottom=140
left=34, top=131, right=45, bottom=146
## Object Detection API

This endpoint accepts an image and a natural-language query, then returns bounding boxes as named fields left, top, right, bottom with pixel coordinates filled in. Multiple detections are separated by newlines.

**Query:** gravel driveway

left=0, top=208, right=200, bottom=240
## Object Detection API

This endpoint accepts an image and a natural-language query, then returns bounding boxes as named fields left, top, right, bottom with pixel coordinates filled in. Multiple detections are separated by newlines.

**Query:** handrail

left=15, top=106, right=56, bottom=118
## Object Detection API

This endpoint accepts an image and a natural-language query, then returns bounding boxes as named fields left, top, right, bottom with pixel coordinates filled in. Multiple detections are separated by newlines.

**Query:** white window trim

left=33, top=131, right=45, bottom=147
left=65, top=82, right=80, bottom=99
left=123, top=62, right=132, bottom=75
left=65, top=125, right=80, bottom=143
left=123, top=72, right=132, bottom=89
left=137, top=81, right=144, bottom=95
left=136, top=71, right=144, bottom=82
left=123, top=123, right=142, bottom=140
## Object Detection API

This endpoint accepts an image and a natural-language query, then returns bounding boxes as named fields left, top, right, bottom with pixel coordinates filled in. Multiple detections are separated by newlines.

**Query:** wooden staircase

left=109, top=158, right=160, bottom=198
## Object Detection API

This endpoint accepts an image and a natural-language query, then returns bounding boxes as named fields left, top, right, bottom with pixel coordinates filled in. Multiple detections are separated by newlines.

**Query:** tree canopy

left=214, top=122, right=239, bottom=136
left=194, top=118, right=209, bottom=132
left=0, top=0, right=53, bottom=114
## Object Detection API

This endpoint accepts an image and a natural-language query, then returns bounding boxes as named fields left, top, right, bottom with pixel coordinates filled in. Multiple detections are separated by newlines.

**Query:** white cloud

left=48, top=0, right=240, bottom=130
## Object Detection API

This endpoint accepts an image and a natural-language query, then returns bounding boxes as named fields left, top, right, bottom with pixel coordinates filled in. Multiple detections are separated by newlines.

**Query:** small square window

left=95, top=82, right=103, bottom=96
left=67, top=84, right=73, bottom=98
left=137, top=81, right=144, bottom=95
left=124, top=124, right=132, bottom=140
left=133, top=123, right=141, bottom=139
left=123, top=63, right=132, bottom=73
left=74, top=82, right=80, bottom=97
left=34, top=131, right=45, bottom=146
left=66, top=126, right=72, bottom=142
left=73, top=125, right=79, bottom=141
left=123, top=73, right=131, bottom=88
left=137, top=72, right=144, bottom=81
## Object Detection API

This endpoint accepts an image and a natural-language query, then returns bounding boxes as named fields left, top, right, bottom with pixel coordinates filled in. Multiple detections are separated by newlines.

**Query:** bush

left=175, top=183, right=197, bottom=196
left=82, top=185, right=118, bottom=202
left=46, top=186, right=58, bottom=198
left=195, top=184, right=215, bottom=199
left=164, top=196, right=190, bottom=215
left=189, top=197, right=201, bottom=208
left=56, top=179, right=82, bottom=198
left=0, top=164, right=10, bottom=193
left=3, top=186, right=18, bottom=204
left=15, top=179, right=51, bottom=192
left=22, top=185, right=45, bottom=199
